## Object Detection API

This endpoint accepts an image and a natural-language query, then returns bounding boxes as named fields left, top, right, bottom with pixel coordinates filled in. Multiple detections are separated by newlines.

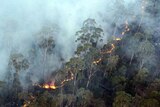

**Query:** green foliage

left=75, top=43, right=92, bottom=55
left=137, top=40, right=155, bottom=69
left=134, top=68, right=149, bottom=83
left=138, top=40, right=155, bottom=56
left=38, top=36, right=55, bottom=54
left=148, top=91, right=160, bottom=99
left=76, top=88, right=93, bottom=107
left=118, top=65, right=127, bottom=76
left=149, top=79, right=160, bottom=91
left=113, top=91, right=132, bottom=107
left=9, top=53, right=29, bottom=72
left=92, top=99, right=106, bottom=107
left=75, top=18, right=103, bottom=56
left=4, top=18, right=160, bottom=107
left=140, top=98, right=159, bottom=107
left=112, top=76, right=126, bottom=86
left=65, top=57, right=84, bottom=73
left=107, top=55, right=119, bottom=72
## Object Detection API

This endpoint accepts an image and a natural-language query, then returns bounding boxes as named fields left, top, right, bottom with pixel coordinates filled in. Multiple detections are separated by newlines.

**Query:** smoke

left=0, top=0, right=144, bottom=81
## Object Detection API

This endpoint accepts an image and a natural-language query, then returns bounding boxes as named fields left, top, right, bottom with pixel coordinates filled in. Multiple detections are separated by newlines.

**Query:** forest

left=0, top=0, right=160, bottom=107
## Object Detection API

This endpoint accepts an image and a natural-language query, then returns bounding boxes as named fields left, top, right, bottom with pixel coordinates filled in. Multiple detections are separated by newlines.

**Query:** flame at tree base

left=43, top=83, right=57, bottom=90
left=34, top=71, right=74, bottom=90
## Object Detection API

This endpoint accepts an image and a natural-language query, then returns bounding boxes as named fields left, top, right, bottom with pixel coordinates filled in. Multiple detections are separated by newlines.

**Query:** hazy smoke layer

left=0, top=0, right=141, bottom=80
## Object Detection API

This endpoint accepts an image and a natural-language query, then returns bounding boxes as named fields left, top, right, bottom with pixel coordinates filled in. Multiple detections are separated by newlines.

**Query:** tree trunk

left=60, top=88, right=63, bottom=107
left=86, top=74, right=91, bottom=88
left=73, top=73, right=77, bottom=95
left=43, top=48, right=47, bottom=81
left=130, top=53, right=134, bottom=65
left=140, top=60, right=144, bottom=70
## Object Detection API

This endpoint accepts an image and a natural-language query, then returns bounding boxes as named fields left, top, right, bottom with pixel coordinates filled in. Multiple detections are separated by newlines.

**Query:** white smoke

left=0, top=0, right=141, bottom=80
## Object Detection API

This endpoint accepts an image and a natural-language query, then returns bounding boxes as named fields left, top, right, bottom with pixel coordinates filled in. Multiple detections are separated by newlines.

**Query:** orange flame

left=42, top=84, right=57, bottom=90
left=93, top=58, right=102, bottom=65
left=50, top=84, right=56, bottom=89
left=115, top=38, right=121, bottom=41
left=114, top=37, right=121, bottom=41
left=43, top=84, right=50, bottom=89
left=43, top=81, right=57, bottom=90
left=34, top=40, right=119, bottom=90
left=101, top=44, right=115, bottom=54
left=61, top=72, right=74, bottom=85
left=122, top=21, right=130, bottom=35
left=34, top=35, right=122, bottom=91
left=34, top=71, right=74, bottom=90
left=23, top=104, right=28, bottom=107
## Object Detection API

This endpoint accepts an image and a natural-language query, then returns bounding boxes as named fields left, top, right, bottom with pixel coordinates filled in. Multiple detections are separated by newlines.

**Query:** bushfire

left=122, top=20, right=130, bottom=35
left=92, top=36, right=123, bottom=65
left=100, top=43, right=115, bottom=54
left=93, top=58, right=102, bottom=65
left=24, top=34, right=125, bottom=107
left=34, top=71, right=74, bottom=90
left=61, top=72, right=74, bottom=85
left=114, top=37, right=121, bottom=41
left=43, top=83, right=57, bottom=90
left=33, top=28, right=126, bottom=90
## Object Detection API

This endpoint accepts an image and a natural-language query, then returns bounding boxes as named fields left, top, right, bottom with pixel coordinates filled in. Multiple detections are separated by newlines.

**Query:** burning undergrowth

left=1, top=1, right=160, bottom=106
left=33, top=70, right=74, bottom=91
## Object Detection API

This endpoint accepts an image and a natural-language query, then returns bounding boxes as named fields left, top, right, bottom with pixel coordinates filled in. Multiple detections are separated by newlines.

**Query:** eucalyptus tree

left=107, top=55, right=119, bottom=73
left=9, top=53, right=29, bottom=73
left=113, top=91, right=132, bottom=107
left=76, top=88, right=93, bottom=107
left=139, top=98, right=159, bottom=107
left=134, top=68, right=149, bottom=84
left=75, top=18, right=103, bottom=88
left=65, top=57, right=85, bottom=94
left=122, top=32, right=142, bottom=65
left=137, top=40, right=155, bottom=69
left=133, top=68, right=149, bottom=96
left=84, top=47, right=101, bottom=88
left=37, top=35, right=55, bottom=81
left=75, top=18, right=103, bottom=56
left=9, top=53, right=29, bottom=99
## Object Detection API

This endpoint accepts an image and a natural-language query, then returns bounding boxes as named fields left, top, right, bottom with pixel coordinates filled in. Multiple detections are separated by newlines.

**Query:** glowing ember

left=42, top=81, right=58, bottom=90
left=34, top=36, right=121, bottom=91
left=115, top=37, right=121, bottom=41
left=122, top=20, right=130, bottom=36
left=50, top=84, right=56, bottom=89
left=101, top=44, right=115, bottom=54
left=34, top=71, right=74, bottom=90
left=42, top=83, right=57, bottom=90
left=22, top=95, right=36, bottom=107
left=43, top=84, right=50, bottom=89
left=93, top=58, right=102, bottom=65
left=23, top=104, right=27, bottom=107
left=23, top=101, right=31, bottom=107
left=61, top=71, right=74, bottom=85
left=35, top=34, right=123, bottom=91
left=122, top=32, right=125, bottom=35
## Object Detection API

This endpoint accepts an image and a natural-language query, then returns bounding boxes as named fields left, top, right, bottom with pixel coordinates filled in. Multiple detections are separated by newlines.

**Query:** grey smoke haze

left=0, top=0, right=143, bottom=81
